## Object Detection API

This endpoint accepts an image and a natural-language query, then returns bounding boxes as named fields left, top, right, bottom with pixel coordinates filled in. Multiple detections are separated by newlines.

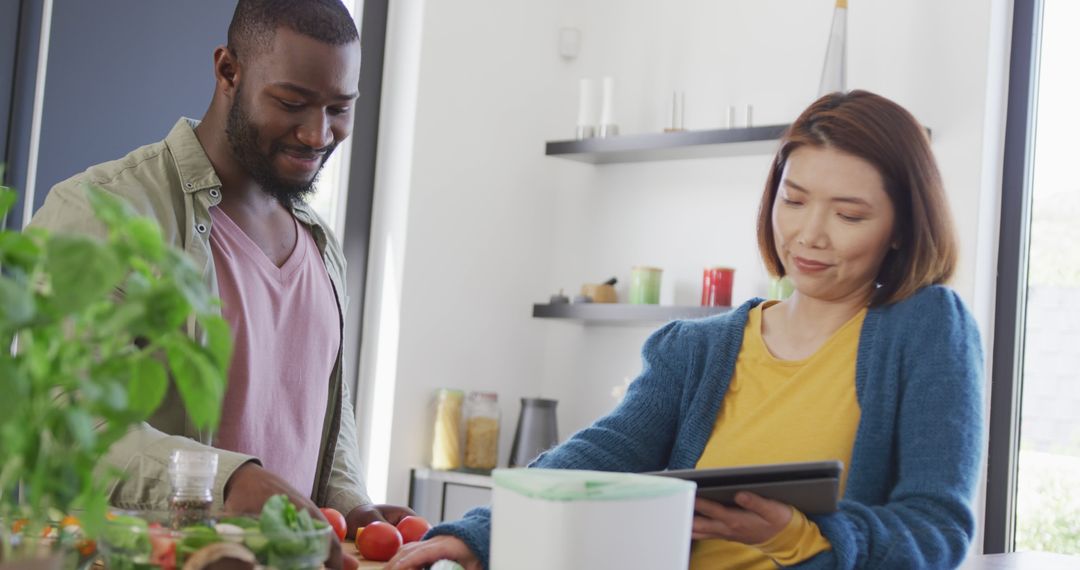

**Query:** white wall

left=361, top=0, right=1011, bottom=517
left=360, top=0, right=570, bottom=504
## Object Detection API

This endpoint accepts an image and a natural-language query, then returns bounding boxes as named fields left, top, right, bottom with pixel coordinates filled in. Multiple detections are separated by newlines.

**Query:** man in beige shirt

left=29, top=1, right=410, bottom=566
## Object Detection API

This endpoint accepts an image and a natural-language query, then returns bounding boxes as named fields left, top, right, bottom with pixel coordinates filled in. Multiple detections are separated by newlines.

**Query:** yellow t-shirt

left=689, top=301, right=864, bottom=569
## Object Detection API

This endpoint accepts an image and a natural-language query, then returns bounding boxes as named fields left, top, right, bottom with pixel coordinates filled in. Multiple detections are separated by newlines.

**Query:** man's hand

left=223, top=462, right=359, bottom=569
left=223, top=462, right=322, bottom=517
left=384, top=536, right=481, bottom=570
left=691, top=492, right=793, bottom=544
left=345, top=504, right=418, bottom=538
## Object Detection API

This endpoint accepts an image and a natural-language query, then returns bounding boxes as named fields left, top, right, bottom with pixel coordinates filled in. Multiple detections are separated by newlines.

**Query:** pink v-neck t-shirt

left=209, top=206, right=339, bottom=497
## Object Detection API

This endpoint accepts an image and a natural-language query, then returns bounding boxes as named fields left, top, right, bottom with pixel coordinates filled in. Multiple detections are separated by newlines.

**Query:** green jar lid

left=492, top=468, right=694, bottom=502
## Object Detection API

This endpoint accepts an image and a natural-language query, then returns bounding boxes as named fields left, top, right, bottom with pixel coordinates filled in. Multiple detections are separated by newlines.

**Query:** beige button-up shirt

left=28, top=118, right=371, bottom=514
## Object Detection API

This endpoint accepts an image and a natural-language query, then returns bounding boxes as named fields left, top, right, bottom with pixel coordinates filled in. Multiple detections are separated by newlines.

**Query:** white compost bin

left=490, top=468, right=696, bottom=569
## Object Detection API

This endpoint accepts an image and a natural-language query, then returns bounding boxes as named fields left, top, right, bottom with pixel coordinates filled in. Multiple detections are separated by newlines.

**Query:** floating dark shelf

left=545, top=125, right=789, bottom=164
left=533, top=303, right=731, bottom=324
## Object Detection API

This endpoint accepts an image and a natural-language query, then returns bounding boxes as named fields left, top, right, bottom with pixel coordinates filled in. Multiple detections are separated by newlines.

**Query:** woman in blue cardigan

left=388, top=90, right=984, bottom=569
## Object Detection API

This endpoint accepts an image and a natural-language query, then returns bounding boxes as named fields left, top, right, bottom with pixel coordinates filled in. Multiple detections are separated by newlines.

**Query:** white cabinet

left=408, top=468, right=493, bottom=524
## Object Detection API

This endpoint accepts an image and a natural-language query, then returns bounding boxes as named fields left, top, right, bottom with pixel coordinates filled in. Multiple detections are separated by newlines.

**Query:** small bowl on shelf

left=580, top=283, right=617, bottom=303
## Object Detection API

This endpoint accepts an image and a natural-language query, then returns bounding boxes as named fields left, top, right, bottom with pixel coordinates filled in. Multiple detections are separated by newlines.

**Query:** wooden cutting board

left=345, top=541, right=386, bottom=569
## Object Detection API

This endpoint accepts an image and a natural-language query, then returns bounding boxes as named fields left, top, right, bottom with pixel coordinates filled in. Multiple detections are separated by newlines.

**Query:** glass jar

left=463, top=392, right=500, bottom=471
left=168, top=449, right=217, bottom=528
left=431, top=388, right=464, bottom=470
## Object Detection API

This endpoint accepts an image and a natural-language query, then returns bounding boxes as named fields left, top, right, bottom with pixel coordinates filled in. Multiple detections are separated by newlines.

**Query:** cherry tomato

left=149, top=525, right=177, bottom=570
left=395, top=515, right=431, bottom=544
left=355, top=521, right=402, bottom=562
left=320, top=507, right=347, bottom=541
left=75, top=539, right=97, bottom=558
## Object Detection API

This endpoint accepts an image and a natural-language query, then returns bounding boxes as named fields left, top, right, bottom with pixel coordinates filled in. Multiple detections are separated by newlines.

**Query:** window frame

left=984, top=0, right=1044, bottom=555
left=1, top=0, right=46, bottom=231
left=340, top=0, right=388, bottom=395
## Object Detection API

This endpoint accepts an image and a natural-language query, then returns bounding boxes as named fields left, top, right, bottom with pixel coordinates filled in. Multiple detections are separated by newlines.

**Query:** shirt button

left=209, top=189, right=221, bottom=199
left=196, top=223, right=207, bottom=233
left=185, top=182, right=194, bottom=189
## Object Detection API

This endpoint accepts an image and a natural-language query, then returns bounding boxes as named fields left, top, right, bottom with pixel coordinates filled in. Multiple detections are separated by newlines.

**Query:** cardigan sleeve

left=425, top=319, right=694, bottom=569
left=798, top=287, right=985, bottom=569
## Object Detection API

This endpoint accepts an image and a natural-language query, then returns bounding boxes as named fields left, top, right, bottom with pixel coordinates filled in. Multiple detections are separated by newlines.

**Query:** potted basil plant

left=0, top=181, right=232, bottom=568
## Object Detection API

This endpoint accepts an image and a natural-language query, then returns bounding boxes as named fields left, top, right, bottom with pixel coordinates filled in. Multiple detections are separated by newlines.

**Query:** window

left=987, top=0, right=1080, bottom=555
left=305, top=0, right=359, bottom=239
left=306, top=135, right=352, bottom=238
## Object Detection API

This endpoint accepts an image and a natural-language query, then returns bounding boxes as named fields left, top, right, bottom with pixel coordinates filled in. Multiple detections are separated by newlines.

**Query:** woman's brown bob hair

left=756, top=90, right=958, bottom=306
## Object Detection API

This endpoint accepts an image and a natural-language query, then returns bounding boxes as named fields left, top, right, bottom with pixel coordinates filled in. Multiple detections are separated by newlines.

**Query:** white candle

left=600, top=76, right=615, bottom=125
left=577, top=78, right=596, bottom=127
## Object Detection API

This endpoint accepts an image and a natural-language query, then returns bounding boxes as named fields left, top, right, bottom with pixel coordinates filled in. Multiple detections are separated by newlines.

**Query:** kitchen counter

left=345, top=541, right=385, bottom=569
left=961, top=551, right=1080, bottom=569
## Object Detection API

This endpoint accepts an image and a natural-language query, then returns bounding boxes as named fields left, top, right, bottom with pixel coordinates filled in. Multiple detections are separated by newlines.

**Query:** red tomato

left=395, top=515, right=431, bottom=544
left=355, top=521, right=402, bottom=562
left=320, top=507, right=347, bottom=541
left=148, top=529, right=176, bottom=570
left=75, top=538, right=96, bottom=558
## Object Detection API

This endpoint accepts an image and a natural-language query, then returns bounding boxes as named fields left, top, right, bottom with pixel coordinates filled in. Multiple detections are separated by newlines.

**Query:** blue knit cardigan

left=429, top=286, right=985, bottom=569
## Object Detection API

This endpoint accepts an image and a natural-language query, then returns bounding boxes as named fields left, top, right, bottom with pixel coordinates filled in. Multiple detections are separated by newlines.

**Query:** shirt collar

left=165, top=117, right=222, bottom=194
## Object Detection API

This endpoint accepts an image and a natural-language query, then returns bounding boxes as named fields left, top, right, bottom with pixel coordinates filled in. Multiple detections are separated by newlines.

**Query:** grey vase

left=508, top=398, right=559, bottom=468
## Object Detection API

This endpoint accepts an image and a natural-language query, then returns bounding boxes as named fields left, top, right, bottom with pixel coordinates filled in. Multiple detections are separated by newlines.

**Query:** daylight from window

left=305, top=0, right=359, bottom=239
left=1016, top=0, right=1080, bottom=555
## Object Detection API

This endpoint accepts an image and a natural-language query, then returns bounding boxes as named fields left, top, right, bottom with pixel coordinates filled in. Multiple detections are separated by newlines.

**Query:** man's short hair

left=227, top=0, right=359, bottom=61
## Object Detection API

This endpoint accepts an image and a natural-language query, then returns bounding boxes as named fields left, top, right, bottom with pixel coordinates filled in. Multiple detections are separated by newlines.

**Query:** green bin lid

left=492, top=468, right=694, bottom=502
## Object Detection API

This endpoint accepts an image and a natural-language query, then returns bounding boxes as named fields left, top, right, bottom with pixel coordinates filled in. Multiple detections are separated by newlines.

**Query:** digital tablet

left=646, top=460, right=843, bottom=515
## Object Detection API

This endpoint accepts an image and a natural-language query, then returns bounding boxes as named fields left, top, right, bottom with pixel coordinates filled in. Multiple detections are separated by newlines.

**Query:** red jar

left=701, top=267, right=735, bottom=307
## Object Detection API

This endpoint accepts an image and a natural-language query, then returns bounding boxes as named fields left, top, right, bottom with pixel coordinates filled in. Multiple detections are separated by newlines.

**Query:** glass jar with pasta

left=431, top=388, right=464, bottom=470
left=463, top=391, right=500, bottom=471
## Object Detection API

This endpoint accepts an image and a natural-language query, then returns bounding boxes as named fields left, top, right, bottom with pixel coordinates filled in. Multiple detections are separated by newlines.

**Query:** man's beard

left=225, top=94, right=337, bottom=207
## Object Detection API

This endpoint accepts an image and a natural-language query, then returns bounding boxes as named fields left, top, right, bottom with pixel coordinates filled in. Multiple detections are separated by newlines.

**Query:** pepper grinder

left=508, top=398, right=559, bottom=467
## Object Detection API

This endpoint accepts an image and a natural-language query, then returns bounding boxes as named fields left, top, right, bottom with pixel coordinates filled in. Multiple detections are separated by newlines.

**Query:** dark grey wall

left=2, top=0, right=43, bottom=230
left=0, top=2, right=19, bottom=176
left=32, top=0, right=237, bottom=212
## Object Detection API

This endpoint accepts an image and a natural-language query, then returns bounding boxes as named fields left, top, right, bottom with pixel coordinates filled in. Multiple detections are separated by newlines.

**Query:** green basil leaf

left=44, top=235, right=123, bottom=315
left=122, top=217, right=165, bottom=261
left=0, top=360, right=23, bottom=423
left=127, top=358, right=168, bottom=417
left=102, top=514, right=150, bottom=554
left=64, top=408, right=96, bottom=450
left=0, top=186, right=15, bottom=218
left=95, top=302, right=146, bottom=339
left=260, top=494, right=291, bottom=535
left=199, top=314, right=233, bottom=370
left=84, top=185, right=138, bottom=228
left=27, top=336, right=53, bottom=379
left=0, top=231, right=42, bottom=269
left=74, top=486, right=109, bottom=537
left=0, top=274, right=35, bottom=327
left=98, top=379, right=129, bottom=412
left=163, top=249, right=213, bottom=314
left=165, top=340, right=224, bottom=430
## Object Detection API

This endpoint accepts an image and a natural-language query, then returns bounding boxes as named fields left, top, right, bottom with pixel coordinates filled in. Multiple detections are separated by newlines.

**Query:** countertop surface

left=960, top=551, right=1080, bottom=569
left=341, top=548, right=1080, bottom=570
left=346, top=541, right=386, bottom=569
